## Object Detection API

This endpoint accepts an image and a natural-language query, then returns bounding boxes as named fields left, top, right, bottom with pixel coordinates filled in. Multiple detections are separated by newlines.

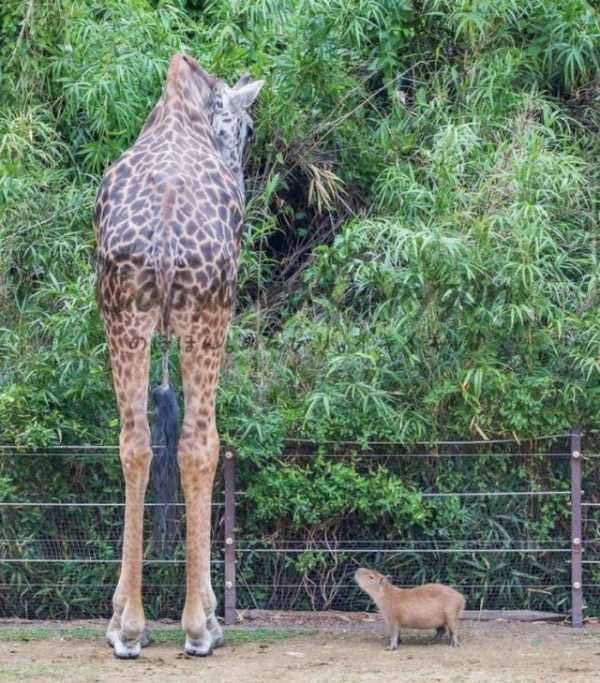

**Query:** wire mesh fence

left=0, top=430, right=598, bottom=623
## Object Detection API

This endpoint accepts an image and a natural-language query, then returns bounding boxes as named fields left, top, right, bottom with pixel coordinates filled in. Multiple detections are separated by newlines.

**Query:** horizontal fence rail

left=0, top=502, right=224, bottom=507
left=0, top=429, right=597, bottom=625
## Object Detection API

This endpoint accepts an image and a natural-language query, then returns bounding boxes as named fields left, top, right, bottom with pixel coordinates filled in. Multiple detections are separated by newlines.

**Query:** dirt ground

left=1, top=616, right=599, bottom=683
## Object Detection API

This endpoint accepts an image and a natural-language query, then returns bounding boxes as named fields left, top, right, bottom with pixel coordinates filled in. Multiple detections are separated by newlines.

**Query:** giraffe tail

left=151, top=184, right=179, bottom=543
left=150, top=339, right=179, bottom=545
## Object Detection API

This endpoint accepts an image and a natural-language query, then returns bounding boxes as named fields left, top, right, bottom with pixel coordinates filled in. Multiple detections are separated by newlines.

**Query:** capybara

left=354, top=567, right=466, bottom=649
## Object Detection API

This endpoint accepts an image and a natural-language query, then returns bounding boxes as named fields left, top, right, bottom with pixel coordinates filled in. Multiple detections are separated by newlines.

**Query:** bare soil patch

left=1, top=616, right=599, bottom=682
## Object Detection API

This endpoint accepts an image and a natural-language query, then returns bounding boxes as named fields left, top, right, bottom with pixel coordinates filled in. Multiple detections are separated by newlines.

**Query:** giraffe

left=93, top=53, right=263, bottom=659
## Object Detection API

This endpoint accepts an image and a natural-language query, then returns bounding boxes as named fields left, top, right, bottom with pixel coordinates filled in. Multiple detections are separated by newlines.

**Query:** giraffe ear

left=233, top=73, right=252, bottom=89
left=230, top=80, right=265, bottom=110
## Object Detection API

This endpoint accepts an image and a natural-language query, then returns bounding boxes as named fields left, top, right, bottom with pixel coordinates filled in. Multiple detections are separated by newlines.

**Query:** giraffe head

left=212, top=74, right=264, bottom=198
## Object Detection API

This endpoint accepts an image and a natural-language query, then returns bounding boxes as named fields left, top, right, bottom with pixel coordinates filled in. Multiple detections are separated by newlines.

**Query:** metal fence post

left=570, top=428, right=583, bottom=628
left=223, top=450, right=236, bottom=625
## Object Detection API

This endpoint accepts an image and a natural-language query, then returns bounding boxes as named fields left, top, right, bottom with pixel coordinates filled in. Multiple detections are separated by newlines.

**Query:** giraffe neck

left=214, top=135, right=244, bottom=200
left=139, top=61, right=213, bottom=146
left=138, top=61, right=247, bottom=201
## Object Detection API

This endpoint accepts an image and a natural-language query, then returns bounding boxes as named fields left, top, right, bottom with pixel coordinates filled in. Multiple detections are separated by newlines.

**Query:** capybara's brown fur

left=354, top=567, right=466, bottom=649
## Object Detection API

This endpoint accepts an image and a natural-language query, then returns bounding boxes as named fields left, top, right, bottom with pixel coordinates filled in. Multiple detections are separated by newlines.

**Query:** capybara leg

left=447, top=617, right=460, bottom=647
left=431, top=626, right=446, bottom=643
left=388, top=626, right=401, bottom=650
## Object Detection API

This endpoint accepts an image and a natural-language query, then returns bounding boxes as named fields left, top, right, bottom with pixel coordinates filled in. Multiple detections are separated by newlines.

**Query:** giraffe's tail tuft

left=151, top=383, right=180, bottom=544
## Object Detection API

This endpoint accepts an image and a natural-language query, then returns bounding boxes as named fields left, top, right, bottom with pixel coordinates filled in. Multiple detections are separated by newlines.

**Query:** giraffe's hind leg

left=103, top=311, right=157, bottom=659
left=177, top=331, right=227, bottom=656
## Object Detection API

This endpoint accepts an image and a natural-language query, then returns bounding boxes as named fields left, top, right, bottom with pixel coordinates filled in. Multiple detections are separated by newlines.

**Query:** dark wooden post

left=570, top=428, right=583, bottom=628
left=223, top=450, right=236, bottom=625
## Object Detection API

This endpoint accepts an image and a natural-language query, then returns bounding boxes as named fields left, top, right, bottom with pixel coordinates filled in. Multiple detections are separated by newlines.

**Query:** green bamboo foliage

left=1, top=0, right=598, bottom=439
left=0, top=0, right=598, bottom=441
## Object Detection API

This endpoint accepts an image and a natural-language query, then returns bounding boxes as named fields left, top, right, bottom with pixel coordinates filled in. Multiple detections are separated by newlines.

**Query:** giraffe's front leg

left=103, top=323, right=154, bottom=659
left=178, top=342, right=224, bottom=656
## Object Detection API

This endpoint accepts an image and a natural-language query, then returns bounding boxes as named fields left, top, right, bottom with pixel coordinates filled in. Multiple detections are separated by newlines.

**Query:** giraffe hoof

left=141, top=630, right=151, bottom=648
left=185, top=636, right=213, bottom=657
left=107, top=631, right=142, bottom=659
left=209, top=623, right=225, bottom=649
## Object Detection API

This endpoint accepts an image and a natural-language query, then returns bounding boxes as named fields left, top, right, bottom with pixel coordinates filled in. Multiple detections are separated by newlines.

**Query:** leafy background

left=0, top=0, right=599, bottom=618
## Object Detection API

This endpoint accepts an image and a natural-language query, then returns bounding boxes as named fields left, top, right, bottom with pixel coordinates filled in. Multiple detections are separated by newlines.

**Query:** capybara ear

left=384, top=575, right=393, bottom=584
